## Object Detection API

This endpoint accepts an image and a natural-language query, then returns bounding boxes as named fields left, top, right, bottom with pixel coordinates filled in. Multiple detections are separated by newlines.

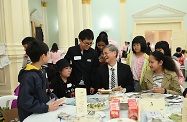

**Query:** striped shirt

left=153, top=73, right=164, bottom=87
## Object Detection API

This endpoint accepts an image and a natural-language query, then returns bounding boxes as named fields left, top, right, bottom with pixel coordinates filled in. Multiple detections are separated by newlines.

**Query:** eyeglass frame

left=81, top=40, right=94, bottom=46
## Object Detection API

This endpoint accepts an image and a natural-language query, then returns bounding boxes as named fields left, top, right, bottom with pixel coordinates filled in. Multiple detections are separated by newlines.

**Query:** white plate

left=107, top=118, right=136, bottom=122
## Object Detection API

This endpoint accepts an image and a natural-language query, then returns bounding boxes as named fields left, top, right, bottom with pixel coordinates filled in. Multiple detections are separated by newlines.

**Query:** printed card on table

left=138, top=98, right=166, bottom=114
left=75, top=88, right=87, bottom=117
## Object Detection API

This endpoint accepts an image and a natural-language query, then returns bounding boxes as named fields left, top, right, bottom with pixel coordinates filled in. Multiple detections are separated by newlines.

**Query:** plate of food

left=107, top=118, right=136, bottom=122
left=87, top=96, right=109, bottom=111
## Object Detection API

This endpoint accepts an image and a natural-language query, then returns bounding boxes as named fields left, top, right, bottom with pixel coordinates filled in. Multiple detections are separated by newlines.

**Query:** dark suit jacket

left=96, top=62, right=134, bottom=92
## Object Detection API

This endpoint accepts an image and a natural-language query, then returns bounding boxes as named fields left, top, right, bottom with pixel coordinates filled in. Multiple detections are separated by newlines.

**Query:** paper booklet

left=46, top=97, right=66, bottom=106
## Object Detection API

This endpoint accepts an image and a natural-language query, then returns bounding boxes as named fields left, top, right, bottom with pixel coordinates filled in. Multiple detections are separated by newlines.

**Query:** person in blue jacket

left=17, top=40, right=59, bottom=121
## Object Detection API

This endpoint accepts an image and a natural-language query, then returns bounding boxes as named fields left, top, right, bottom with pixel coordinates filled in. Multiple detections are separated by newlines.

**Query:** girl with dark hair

left=155, top=41, right=184, bottom=86
left=155, top=41, right=171, bottom=56
left=141, top=51, right=181, bottom=95
left=50, top=43, right=62, bottom=64
left=126, top=36, right=150, bottom=92
left=95, top=35, right=109, bottom=65
left=49, top=59, right=76, bottom=98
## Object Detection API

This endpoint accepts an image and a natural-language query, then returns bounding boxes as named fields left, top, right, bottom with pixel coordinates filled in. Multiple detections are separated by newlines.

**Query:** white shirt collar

left=108, top=61, right=117, bottom=70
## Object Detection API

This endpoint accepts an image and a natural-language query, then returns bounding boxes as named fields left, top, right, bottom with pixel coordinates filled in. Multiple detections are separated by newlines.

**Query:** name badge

left=74, top=56, right=81, bottom=60
left=67, top=83, right=72, bottom=88
left=87, top=59, right=91, bottom=62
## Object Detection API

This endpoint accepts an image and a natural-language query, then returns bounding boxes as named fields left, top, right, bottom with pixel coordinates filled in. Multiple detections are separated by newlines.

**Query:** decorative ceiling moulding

left=30, top=9, right=43, bottom=24
left=82, top=0, right=90, bottom=4
left=120, top=0, right=126, bottom=3
left=133, top=4, right=186, bottom=19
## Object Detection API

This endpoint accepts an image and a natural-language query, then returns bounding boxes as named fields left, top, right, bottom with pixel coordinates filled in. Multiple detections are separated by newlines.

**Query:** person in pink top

left=126, top=36, right=150, bottom=92
left=99, top=31, right=122, bottom=60
left=50, top=43, right=62, bottom=64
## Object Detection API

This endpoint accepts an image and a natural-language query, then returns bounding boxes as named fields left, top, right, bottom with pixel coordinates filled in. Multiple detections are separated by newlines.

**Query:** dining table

left=23, top=92, right=183, bottom=122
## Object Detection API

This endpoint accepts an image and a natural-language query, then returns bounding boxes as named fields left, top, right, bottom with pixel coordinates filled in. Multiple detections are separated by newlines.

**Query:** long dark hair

left=95, top=35, right=109, bottom=57
left=150, top=51, right=178, bottom=75
left=155, top=41, right=171, bottom=57
left=50, top=43, right=58, bottom=52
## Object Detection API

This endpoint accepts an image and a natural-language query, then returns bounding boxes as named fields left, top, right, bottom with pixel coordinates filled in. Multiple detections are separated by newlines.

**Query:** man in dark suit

left=96, top=44, right=134, bottom=92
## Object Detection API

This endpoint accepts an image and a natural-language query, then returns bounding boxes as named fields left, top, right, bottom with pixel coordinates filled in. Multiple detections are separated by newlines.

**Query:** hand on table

left=48, top=102, right=59, bottom=112
left=90, top=87, right=95, bottom=94
left=112, top=86, right=123, bottom=91
left=152, top=87, right=165, bottom=94
left=98, top=88, right=105, bottom=94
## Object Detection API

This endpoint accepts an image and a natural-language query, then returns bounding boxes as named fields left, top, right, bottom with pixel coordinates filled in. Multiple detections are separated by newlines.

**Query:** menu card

left=138, top=98, right=166, bottom=114
left=0, top=55, right=11, bottom=68
left=75, top=88, right=87, bottom=117
left=182, top=98, right=187, bottom=122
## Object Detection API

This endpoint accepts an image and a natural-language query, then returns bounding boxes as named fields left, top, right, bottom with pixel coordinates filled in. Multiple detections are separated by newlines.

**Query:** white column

left=41, top=1, right=49, bottom=45
left=0, top=0, right=30, bottom=95
left=120, top=0, right=126, bottom=48
left=67, top=0, right=75, bottom=47
left=82, top=0, right=92, bottom=29
left=57, top=0, right=74, bottom=52
left=72, top=0, right=83, bottom=38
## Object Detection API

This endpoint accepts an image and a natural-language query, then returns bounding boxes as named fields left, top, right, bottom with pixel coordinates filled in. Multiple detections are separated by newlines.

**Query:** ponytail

left=162, top=56, right=178, bottom=75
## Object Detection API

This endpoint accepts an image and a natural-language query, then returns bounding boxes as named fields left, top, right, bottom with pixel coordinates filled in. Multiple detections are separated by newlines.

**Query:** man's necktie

left=111, top=68, right=115, bottom=89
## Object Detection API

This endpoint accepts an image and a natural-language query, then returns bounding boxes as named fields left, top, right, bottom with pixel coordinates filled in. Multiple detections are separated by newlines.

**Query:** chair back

left=0, top=95, right=17, bottom=109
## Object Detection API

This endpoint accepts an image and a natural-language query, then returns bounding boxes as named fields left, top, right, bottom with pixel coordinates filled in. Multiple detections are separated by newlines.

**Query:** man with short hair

left=96, top=44, right=134, bottom=92
left=64, top=29, right=99, bottom=94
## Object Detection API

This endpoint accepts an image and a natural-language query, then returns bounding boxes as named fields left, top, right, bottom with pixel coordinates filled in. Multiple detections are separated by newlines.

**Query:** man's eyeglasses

left=82, top=41, right=94, bottom=46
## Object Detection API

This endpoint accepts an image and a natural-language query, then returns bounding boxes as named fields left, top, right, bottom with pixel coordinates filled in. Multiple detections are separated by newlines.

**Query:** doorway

left=145, top=30, right=172, bottom=52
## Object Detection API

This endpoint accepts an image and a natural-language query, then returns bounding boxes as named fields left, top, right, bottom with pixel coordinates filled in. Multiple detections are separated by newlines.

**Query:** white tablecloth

left=23, top=104, right=128, bottom=122
left=24, top=105, right=76, bottom=122
left=23, top=93, right=182, bottom=122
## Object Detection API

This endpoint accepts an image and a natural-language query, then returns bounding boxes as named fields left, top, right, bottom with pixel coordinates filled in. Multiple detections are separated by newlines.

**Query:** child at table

left=141, top=51, right=182, bottom=95
left=126, top=36, right=149, bottom=92
left=50, top=58, right=76, bottom=98
left=155, top=41, right=184, bottom=86
left=17, top=40, right=59, bottom=122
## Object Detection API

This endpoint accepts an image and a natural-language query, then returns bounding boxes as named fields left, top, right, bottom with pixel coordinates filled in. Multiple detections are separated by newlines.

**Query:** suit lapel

left=146, top=71, right=154, bottom=85
left=117, top=63, right=121, bottom=86
left=161, top=73, right=170, bottom=87
left=161, top=70, right=172, bottom=87
left=103, top=64, right=110, bottom=89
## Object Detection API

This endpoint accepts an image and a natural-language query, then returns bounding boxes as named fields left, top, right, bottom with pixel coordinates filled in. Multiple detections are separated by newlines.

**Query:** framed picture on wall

left=31, top=21, right=44, bottom=42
